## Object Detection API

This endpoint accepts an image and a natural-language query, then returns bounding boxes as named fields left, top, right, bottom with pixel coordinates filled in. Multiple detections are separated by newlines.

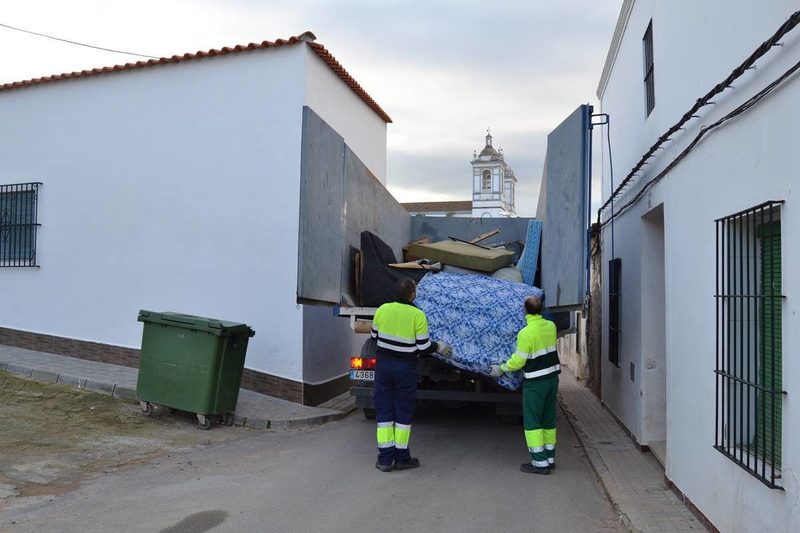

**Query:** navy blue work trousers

left=373, top=358, right=417, bottom=465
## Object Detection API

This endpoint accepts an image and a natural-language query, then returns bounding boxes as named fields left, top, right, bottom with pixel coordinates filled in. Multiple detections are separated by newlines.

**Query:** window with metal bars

left=643, top=20, right=655, bottom=117
left=0, top=182, right=41, bottom=267
left=608, top=258, right=621, bottom=366
left=714, top=200, right=784, bottom=489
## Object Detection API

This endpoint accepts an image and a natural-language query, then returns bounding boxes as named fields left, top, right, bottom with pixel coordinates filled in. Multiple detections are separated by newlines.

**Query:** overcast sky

left=1, top=0, right=620, bottom=216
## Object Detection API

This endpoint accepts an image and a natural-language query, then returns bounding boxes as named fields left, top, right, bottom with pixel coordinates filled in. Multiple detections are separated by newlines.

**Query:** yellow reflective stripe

left=377, top=424, right=395, bottom=448
left=524, top=429, right=544, bottom=448
left=394, top=423, right=412, bottom=449
left=543, top=428, right=556, bottom=446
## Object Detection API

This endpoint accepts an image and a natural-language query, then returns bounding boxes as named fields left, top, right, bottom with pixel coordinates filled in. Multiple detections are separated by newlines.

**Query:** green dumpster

left=136, top=310, right=255, bottom=429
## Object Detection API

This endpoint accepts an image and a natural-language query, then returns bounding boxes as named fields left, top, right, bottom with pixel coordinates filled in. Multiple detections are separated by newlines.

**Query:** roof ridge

left=0, top=32, right=391, bottom=123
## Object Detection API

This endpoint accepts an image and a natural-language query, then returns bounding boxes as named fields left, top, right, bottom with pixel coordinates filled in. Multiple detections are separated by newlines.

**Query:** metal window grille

left=714, top=200, right=784, bottom=489
left=0, top=182, right=41, bottom=267
left=608, top=258, right=621, bottom=366
left=643, top=21, right=656, bottom=117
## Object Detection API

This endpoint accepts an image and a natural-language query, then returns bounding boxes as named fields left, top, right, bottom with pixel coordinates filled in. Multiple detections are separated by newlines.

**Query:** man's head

left=395, top=277, right=417, bottom=303
left=524, top=296, right=543, bottom=316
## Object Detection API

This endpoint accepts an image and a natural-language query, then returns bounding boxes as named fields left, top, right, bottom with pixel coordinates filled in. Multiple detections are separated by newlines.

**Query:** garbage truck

left=330, top=217, right=577, bottom=419
left=296, top=104, right=592, bottom=416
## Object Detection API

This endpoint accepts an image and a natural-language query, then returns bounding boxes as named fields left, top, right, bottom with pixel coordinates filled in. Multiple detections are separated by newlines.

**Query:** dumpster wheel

left=140, top=401, right=154, bottom=417
left=197, top=414, right=212, bottom=430
left=222, top=413, right=235, bottom=426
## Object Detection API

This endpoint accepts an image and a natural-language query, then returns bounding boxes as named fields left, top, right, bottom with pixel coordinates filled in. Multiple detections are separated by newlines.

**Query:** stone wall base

left=0, top=327, right=347, bottom=406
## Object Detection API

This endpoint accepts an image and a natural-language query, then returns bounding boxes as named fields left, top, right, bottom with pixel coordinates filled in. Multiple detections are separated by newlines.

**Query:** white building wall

left=303, top=46, right=388, bottom=183
left=599, top=1, right=800, bottom=530
left=302, top=305, right=365, bottom=385
left=0, top=46, right=308, bottom=382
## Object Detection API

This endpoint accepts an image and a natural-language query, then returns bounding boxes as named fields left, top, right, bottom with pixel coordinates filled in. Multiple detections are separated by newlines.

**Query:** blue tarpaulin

left=415, top=272, right=544, bottom=391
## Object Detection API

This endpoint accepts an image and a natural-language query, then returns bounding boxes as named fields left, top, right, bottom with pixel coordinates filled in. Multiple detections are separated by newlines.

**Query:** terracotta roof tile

left=0, top=32, right=392, bottom=123
left=402, top=201, right=473, bottom=213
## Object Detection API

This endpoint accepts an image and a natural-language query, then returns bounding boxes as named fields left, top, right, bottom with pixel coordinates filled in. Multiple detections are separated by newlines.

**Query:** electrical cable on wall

left=596, top=9, right=800, bottom=225
left=0, top=21, right=159, bottom=59
left=601, top=57, right=800, bottom=228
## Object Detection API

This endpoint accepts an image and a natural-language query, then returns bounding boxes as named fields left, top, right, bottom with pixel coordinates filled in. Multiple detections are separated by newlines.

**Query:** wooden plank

left=448, top=235, right=492, bottom=250
left=469, top=228, right=501, bottom=244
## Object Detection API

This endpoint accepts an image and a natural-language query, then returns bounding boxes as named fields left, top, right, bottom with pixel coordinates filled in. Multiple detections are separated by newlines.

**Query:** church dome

left=479, top=144, right=499, bottom=158
left=476, top=131, right=500, bottom=160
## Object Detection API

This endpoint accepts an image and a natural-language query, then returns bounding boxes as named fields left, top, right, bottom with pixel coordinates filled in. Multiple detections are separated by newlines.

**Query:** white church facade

left=402, top=131, right=518, bottom=217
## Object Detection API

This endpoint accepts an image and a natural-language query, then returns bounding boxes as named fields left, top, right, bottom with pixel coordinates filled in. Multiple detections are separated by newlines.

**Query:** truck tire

left=363, top=408, right=376, bottom=420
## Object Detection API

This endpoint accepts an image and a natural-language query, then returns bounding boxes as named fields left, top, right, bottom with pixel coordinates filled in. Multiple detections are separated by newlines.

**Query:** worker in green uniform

left=491, top=295, right=560, bottom=474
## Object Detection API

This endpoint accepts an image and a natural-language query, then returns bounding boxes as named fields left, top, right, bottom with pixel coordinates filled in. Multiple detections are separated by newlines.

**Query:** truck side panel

left=297, top=106, right=411, bottom=305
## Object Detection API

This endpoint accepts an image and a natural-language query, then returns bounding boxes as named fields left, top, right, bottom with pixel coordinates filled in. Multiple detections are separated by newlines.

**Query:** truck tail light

left=350, top=357, right=377, bottom=370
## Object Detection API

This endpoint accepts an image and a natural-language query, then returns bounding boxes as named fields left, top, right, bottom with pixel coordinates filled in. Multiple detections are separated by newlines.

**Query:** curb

left=558, top=393, right=636, bottom=533
left=1, top=364, right=349, bottom=432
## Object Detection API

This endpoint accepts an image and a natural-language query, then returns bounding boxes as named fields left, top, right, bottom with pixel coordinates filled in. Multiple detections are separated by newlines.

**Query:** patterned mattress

left=414, top=272, right=544, bottom=391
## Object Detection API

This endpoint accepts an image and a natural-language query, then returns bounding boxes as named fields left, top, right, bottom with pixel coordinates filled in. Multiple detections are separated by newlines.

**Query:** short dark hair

left=395, top=278, right=417, bottom=302
left=524, top=296, right=542, bottom=315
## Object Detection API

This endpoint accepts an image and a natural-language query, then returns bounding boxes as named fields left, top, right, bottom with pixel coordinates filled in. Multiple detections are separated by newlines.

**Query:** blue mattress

left=515, top=219, right=542, bottom=286
left=415, top=272, right=544, bottom=390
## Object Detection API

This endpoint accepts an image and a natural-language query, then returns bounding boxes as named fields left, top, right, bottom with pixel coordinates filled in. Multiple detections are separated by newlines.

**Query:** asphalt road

left=3, top=404, right=624, bottom=533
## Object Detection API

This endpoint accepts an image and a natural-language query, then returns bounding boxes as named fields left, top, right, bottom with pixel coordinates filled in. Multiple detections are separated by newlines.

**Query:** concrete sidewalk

left=0, top=344, right=354, bottom=431
left=558, top=370, right=706, bottom=532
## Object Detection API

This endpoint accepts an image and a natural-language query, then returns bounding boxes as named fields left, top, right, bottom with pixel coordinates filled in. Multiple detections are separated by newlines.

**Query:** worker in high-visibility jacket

left=491, top=295, right=560, bottom=475
left=370, top=277, right=452, bottom=472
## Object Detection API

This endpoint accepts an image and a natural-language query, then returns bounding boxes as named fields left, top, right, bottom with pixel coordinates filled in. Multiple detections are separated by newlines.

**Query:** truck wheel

left=363, top=408, right=376, bottom=420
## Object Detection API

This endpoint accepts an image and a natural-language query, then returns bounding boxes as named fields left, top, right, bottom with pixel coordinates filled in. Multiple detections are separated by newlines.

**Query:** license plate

left=350, top=370, right=374, bottom=381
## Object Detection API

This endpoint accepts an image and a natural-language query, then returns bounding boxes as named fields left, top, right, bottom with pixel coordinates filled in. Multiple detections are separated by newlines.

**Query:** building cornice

left=596, top=0, right=636, bottom=100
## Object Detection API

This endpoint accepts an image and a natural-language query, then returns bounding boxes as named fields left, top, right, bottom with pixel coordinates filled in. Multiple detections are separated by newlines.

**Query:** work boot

left=549, top=463, right=556, bottom=471
left=520, top=462, right=550, bottom=475
left=375, top=461, right=393, bottom=473
left=393, top=457, right=420, bottom=470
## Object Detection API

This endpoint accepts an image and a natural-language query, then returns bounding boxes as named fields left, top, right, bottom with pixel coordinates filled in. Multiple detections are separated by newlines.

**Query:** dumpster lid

left=137, top=310, right=255, bottom=337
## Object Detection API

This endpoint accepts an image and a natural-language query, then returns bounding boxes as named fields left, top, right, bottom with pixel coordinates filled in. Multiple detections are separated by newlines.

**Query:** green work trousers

left=522, top=374, right=558, bottom=467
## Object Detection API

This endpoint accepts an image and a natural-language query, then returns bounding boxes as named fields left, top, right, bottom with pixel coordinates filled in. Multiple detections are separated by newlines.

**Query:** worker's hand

left=437, top=341, right=453, bottom=358
left=489, top=365, right=504, bottom=378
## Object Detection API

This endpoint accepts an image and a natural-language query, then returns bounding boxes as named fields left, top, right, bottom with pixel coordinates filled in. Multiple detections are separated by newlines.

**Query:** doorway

left=641, top=204, right=666, bottom=466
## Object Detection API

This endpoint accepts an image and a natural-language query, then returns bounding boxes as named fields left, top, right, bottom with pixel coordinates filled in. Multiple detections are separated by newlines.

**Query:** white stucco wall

left=0, top=46, right=308, bottom=381
left=303, top=45, right=388, bottom=184
left=598, top=1, right=800, bottom=530
left=302, top=304, right=365, bottom=385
